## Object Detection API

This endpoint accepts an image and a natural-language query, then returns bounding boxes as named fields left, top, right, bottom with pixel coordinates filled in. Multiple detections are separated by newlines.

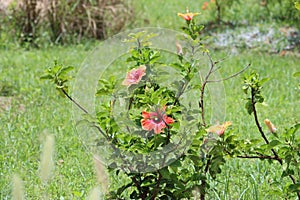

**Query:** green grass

left=1, top=0, right=300, bottom=199
left=0, top=45, right=98, bottom=199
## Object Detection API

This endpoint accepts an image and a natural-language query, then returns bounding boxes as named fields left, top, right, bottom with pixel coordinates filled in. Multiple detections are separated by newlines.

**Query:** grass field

left=1, top=0, right=300, bottom=199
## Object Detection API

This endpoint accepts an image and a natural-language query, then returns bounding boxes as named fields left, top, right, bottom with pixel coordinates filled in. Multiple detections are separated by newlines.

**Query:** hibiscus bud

left=264, top=119, right=277, bottom=133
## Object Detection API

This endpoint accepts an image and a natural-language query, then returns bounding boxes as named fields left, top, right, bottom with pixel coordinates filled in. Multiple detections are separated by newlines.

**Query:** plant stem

left=150, top=171, right=163, bottom=200
left=131, top=175, right=146, bottom=200
left=199, top=53, right=215, bottom=126
left=173, top=63, right=193, bottom=106
left=200, top=156, right=211, bottom=200
left=250, top=89, right=282, bottom=164
left=61, top=88, right=89, bottom=114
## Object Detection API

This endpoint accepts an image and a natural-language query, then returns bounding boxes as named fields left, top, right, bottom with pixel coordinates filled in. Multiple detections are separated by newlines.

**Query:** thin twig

left=207, top=63, right=251, bottom=83
left=237, top=154, right=280, bottom=161
left=199, top=53, right=215, bottom=126
left=251, top=89, right=282, bottom=164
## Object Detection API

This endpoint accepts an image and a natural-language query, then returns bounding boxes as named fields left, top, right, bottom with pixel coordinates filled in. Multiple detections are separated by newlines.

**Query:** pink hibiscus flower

left=141, top=106, right=174, bottom=134
left=122, top=65, right=146, bottom=86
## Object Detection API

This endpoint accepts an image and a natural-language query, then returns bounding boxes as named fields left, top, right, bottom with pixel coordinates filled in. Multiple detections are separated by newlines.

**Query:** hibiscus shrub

left=42, top=8, right=300, bottom=200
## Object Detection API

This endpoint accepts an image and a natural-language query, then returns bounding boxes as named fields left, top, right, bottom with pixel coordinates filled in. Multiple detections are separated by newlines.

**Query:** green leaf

left=295, top=2, right=300, bottom=10
left=295, top=123, right=300, bottom=131
left=268, top=140, right=281, bottom=148
left=256, top=95, right=264, bottom=103
left=160, top=167, right=171, bottom=179
left=288, top=183, right=300, bottom=192
left=116, top=182, right=133, bottom=196
left=242, top=85, right=249, bottom=94
left=282, top=168, right=294, bottom=177
left=225, top=135, right=236, bottom=143
left=40, top=74, right=54, bottom=80
left=59, top=66, right=74, bottom=76
left=260, top=77, right=270, bottom=84
left=293, top=71, right=300, bottom=77
left=245, top=101, right=253, bottom=115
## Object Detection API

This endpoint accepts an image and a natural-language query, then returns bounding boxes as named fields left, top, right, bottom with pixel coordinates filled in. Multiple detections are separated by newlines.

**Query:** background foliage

left=0, top=0, right=299, bottom=47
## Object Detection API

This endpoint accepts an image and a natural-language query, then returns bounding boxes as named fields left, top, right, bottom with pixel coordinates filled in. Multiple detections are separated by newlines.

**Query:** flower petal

left=142, top=111, right=151, bottom=119
left=164, top=116, right=174, bottom=124
left=153, top=122, right=166, bottom=134
left=177, top=12, right=200, bottom=21
left=206, top=121, right=231, bottom=136
left=141, top=119, right=154, bottom=131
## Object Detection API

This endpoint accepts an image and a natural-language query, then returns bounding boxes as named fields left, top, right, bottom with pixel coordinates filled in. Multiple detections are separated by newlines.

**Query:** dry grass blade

left=93, top=155, right=109, bottom=194
left=39, top=134, right=55, bottom=184
left=87, top=187, right=102, bottom=200
left=12, top=174, right=25, bottom=200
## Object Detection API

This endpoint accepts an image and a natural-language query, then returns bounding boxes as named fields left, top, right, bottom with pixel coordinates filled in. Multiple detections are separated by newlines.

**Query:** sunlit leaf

left=295, top=2, right=300, bottom=10
left=293, top=71, right=300, bottom=77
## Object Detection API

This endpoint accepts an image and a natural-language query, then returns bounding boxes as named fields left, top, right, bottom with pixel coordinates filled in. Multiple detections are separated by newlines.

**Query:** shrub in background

left=200, top=0, right=300, bottom=26
left=0, top=0, right=133, bottom=46
left=45, top=0, right=133, bottom=44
